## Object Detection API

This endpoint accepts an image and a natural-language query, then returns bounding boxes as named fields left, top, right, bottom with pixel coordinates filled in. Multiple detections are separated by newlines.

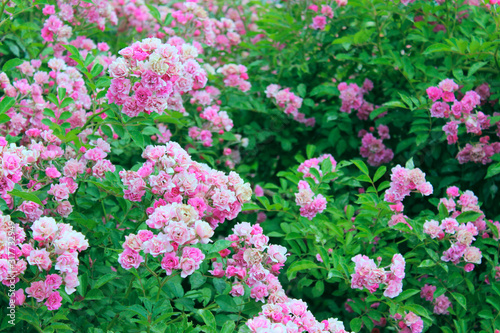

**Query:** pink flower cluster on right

left=426, top=79, right=500, bottom=164
left=423, top=187, right=499, bottom=272
left=350, top=253, right=406, bottom=298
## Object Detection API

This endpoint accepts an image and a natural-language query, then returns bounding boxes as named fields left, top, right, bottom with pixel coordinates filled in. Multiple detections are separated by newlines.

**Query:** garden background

left=1, top=0, right=500, bottom=332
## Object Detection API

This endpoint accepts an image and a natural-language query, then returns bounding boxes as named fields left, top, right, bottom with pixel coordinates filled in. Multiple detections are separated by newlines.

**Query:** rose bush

left=0, top=0, right=499, bottom=332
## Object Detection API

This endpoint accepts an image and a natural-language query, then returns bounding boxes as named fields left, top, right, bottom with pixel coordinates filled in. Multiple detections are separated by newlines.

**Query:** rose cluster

left=265, top=84, right=316, bottom=127
left=426, top=79, right=500, bottom=164
left=423, top=187, right=498, bottom=271
left=117, top=142, right=252, bottom=277
left=391, top=312, right=424, bottom=333
left=106, top=37, right=207, bottom=117
left=247, top=298, right=352, bottom=333
left=209, top=222, right=288, bottom=302
left=308, top=4, right=335, bottom=30
left=384, top=165, right=433, bottom=204
left=188, top=104, right=234, bottom=147
left=217, top=64, right=251, bottom=92
left=384, top=165, right=433, bottom=230
left=1, top=215, right=88, bottom=311
left=42, top=2, right=118, bottom=32
left=338, top=79, right=375, bottom=119
left=420, top=284, right=452, bottom=315
left=297, top=154, right=337, bottom=183
left=350, top=253, right=406, bottom=298
left=294, top=181, right=328, bottom=220
left=358, top=125, right=394, bottom=167
left=0, top=57, right=93, bottom=136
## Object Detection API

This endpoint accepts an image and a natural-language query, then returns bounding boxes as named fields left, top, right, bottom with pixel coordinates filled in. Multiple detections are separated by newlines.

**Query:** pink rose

left=118, top=248, right=144, bottom=270
left=161, top=252, right=180, bottom=275
left=45, top=291, right=62, bottom=310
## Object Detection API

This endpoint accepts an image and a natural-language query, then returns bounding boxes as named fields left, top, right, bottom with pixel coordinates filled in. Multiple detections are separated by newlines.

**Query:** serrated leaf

left=452, top=292, right=467, bottom=310
left=93, top=273, right=117, bottom=289
left=9, top=189, right=42, bottom=205
left=198, top=309, right=216, bottom=328
left=394, top=289, right=420, bottom=302
left=0, top=96, right=16, bottom=114
left=373, top=166, right=386, bottom=182
left=2, top=58, right=23, bottom=72
left=146, top=4, right=161, bottom=22
left=350, top=318, right=362, bottom=332
left=352, top=159, right=369, bottom=176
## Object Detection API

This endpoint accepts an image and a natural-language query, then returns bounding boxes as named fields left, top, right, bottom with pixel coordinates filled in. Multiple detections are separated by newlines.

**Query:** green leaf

left=58, top=88, right=66, bottom=101
left=297, top=83, right=306, bottom=98
left=0, top=96, right=16, bottom=115
left=350, top=318, right=362, bottom=332
left=373, top=166, right=386, bottom=182
left=2, top=58, right=23, bottom=72
left=405, top=304, right=432, bottom=320
left=47, top=93, right=59, bottom=106
left=478, top=309, right=494, bottom=319
left=164, top=13, right=173, bottom=26
left=146, top=4, right=162, bottom=22
left=90, top=63, right=104, bottom=78
left=93, top=273, right=117, bottom=289
left=155, top=114, right=183, bottom=126
left=423, top=43, right=450, bottom=54
left=96, top=76, right=111, bottom=88
left=127, top=304, right=150, bottom=320
left=129, top=130, right=145, bottom=148
left=59, top=111, right=72, bottom=120
left=60, top=97, right=74, bottom=109
left=215, top=295, right=237, bottom=312
left=220, top=131, right=237, bottom=141
left=189, top=271, right=206, bottom=289
left=456, top=211, right=482, bottom=223
left=221, top=321, right=236, bottom=333
left=0, top=114, right=10, bottom=124
left=394, top=289, right=420, bottom=302
left=209, top=240, right=232, bottom=253
left=485, top=162, right=500, bottom=179
left=467, top=62, right=487, bottom=77
left=287, top=260, right=320, bottom=280
left=242, top=202, right=260, bottom=211
left=351, top=159, right=369, bottom=176
left=306, top=145, right=316, bottom=159
left=85, top=289, right=104, bottom=300
left=8, top=189, right=42, bottom=205
left=418, top=259, right=435, bottom=268
left=405, top=157, right=414, bottom=170
left=198, top=309, right=216, bottom=328
left=452, top=292, right=467, bottom=310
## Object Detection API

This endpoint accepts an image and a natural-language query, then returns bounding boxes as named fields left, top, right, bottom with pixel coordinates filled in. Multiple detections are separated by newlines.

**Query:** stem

left=80, top=108, right=109, bottom=133
left=124, top=276, right=135, bottom=300
left=0, top=0, right=10, bottom=23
